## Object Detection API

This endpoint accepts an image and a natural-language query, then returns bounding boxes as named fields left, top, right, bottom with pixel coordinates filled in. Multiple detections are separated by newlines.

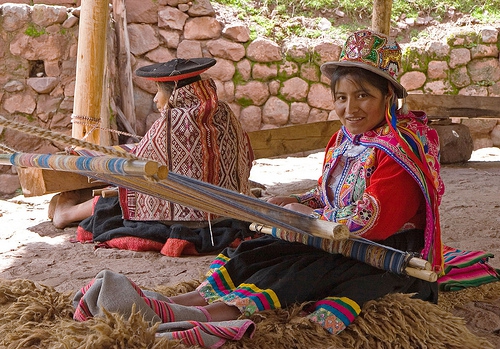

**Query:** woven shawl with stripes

left=119, top=79, right=253, bottom=222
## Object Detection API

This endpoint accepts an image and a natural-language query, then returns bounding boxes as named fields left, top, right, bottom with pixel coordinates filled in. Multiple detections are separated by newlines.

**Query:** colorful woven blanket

left=438, top=245, right=500, bottom=291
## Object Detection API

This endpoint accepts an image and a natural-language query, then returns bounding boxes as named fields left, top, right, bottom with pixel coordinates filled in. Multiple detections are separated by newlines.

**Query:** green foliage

left=392, top=0, right=500, bottom=22
left=232, top=69, right=246, bottom=86
left=212, top=0, right=500, bottom=44
left=25, top=23, right=46, bottom=37
left=401, top=46, right=429, bottom=72
left=236, top=96, right=254, bottom=107
left=22, top=113, right=35, bottom=122
left=477, top=80, right=495, bottom=87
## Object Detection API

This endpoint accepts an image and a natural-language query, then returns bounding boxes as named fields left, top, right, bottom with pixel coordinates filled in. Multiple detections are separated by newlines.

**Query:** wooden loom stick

left=0, top=153, right=166, bottom=179
left=249, top=222, right=431, bottom=271
left=248, top=223, right=437, bottom=282
left=45, top=165, right=350, bottom=241
left=168, top=172, right=350, bottom=240
left=93, top=188, right=118, bottom=197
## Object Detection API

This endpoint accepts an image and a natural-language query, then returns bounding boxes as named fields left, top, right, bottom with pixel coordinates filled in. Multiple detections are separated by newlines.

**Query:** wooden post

left=72, top=0, right=109, bottom=144
left=112, top=0, right=137, bottom=133
left=372, top=0, right=393, bottom=35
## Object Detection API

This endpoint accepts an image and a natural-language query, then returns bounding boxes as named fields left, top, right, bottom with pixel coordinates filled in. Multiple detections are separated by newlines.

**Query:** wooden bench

left=406, top=94, right=500, bottom=121
left=247, top=120, right=342, bottom=159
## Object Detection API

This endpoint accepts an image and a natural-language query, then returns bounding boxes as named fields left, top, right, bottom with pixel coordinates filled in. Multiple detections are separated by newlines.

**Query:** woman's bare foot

left=51, top=189, right=94, bottom=229
left=47, top=193, right=60, bottom=220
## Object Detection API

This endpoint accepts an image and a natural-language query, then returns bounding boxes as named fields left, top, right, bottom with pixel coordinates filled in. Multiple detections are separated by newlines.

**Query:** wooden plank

left=406, top=94, right=500, bottom=119
left=248, top=120, right=342, bottom=159
left=16, top=168, right=102, bottom=197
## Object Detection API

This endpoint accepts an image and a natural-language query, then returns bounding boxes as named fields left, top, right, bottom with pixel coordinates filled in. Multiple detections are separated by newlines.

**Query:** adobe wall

left=0, top=1, right=499, bottom=193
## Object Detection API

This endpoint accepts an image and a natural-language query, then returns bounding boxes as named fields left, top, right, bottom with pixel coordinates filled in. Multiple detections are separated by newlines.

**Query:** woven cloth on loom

left=438, top=245, right=500, bottom=291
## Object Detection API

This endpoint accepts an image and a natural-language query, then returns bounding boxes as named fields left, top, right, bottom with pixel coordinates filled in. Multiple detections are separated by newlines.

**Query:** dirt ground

left=1, top=147, right=500, bottom=346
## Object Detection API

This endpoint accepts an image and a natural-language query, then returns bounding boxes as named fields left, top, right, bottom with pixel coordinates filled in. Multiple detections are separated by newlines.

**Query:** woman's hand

left=282, top=202, right=315, bottom=216
left=267, top=196, right=299, bottom=207
left=267, top=196, right=315, bottom=216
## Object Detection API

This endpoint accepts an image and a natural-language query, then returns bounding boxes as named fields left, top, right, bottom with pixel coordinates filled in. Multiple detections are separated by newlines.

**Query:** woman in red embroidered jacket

left=73, top=30, right=445, bottom=346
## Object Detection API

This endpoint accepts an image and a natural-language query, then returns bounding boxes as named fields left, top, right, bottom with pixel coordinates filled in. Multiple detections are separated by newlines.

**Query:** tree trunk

left=372, top=0, right=393, bottom=35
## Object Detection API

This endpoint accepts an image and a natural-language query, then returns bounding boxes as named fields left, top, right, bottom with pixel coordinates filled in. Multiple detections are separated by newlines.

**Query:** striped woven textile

left=438, top=245, right=500, bottom=291
left=307, top=296, right=361, bottom=335
left=157, top=320, right=255, bottom=347
left=270, top=227, right=409, bottom=274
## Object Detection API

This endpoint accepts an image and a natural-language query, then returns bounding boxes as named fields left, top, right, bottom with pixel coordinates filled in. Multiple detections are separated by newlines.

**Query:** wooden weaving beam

left=0, top=153, right=167, bottom=179
left=91, top=170, right=349, bottom=241
left=249, top=223, right=437, bottom=282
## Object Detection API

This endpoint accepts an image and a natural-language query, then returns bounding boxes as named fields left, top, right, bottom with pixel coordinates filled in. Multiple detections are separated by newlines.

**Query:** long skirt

left=196, top=230, right=438, bottom=319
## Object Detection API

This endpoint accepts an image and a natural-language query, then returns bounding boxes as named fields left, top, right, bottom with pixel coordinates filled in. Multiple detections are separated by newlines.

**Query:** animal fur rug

left=0, top=277, right=497, bottom=349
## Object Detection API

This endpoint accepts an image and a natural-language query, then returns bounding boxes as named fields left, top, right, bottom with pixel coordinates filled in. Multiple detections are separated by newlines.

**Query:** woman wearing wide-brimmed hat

left=51, top=58, right=254, bottom=255
left=73, top=30, right=444, bottom=347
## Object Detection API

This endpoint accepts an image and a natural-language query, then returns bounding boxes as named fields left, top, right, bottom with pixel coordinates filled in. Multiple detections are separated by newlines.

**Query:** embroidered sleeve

left=323, top=151, right=425, bottom=241
left=292, top=187, right=324, bottom=209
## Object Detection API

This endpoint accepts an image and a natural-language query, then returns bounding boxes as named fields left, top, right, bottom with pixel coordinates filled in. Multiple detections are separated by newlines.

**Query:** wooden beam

left=406, top=94, right=500, bottom=119
left=248, top=120, right=342, bottom=159
left=16, top=167, right=103, bottom=197
left=372, top=0, right=393, bottom=35
left=112, top=0, right=136, bottom=133
left=72, top=0, right=109, bottom=144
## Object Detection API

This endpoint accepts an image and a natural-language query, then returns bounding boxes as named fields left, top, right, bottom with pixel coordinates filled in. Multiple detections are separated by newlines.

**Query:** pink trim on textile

left=196, top=306, right=213, bottom=322
left=232, top=288, right=274, bottom=309
left=439, top=262, right=499, bottom=283
left=314, top=299, right=358, bottom=323
left=170, top=320, right=255, bottom=348
left=142, top=297, right=175, bottom=322
left=73, top=279, right=97, bottom=321
left=171, top=326, right=217, bottom=348
left=196, top=320, right=256, bottom=341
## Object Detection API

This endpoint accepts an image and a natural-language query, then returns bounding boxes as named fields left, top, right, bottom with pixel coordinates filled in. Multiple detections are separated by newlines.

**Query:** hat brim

left=136, top=58, right=216, bottom=82
left=321, top=61, right=407, bottom=98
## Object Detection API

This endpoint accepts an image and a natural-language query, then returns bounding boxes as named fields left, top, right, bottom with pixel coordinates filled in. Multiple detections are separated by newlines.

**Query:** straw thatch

left=1, top=278, right=497, bottom=349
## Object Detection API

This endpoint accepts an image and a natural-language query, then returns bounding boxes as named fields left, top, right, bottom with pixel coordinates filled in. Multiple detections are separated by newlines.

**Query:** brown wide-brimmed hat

left=135, top=58, right=216, bottom=82
left=321, top=30, right=407, bottom=98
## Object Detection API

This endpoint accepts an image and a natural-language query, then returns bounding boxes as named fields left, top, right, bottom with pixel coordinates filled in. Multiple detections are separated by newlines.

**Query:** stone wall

left=0, top=1, right=499, bottom=194
left=402, top=29, right=500, bottom=149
